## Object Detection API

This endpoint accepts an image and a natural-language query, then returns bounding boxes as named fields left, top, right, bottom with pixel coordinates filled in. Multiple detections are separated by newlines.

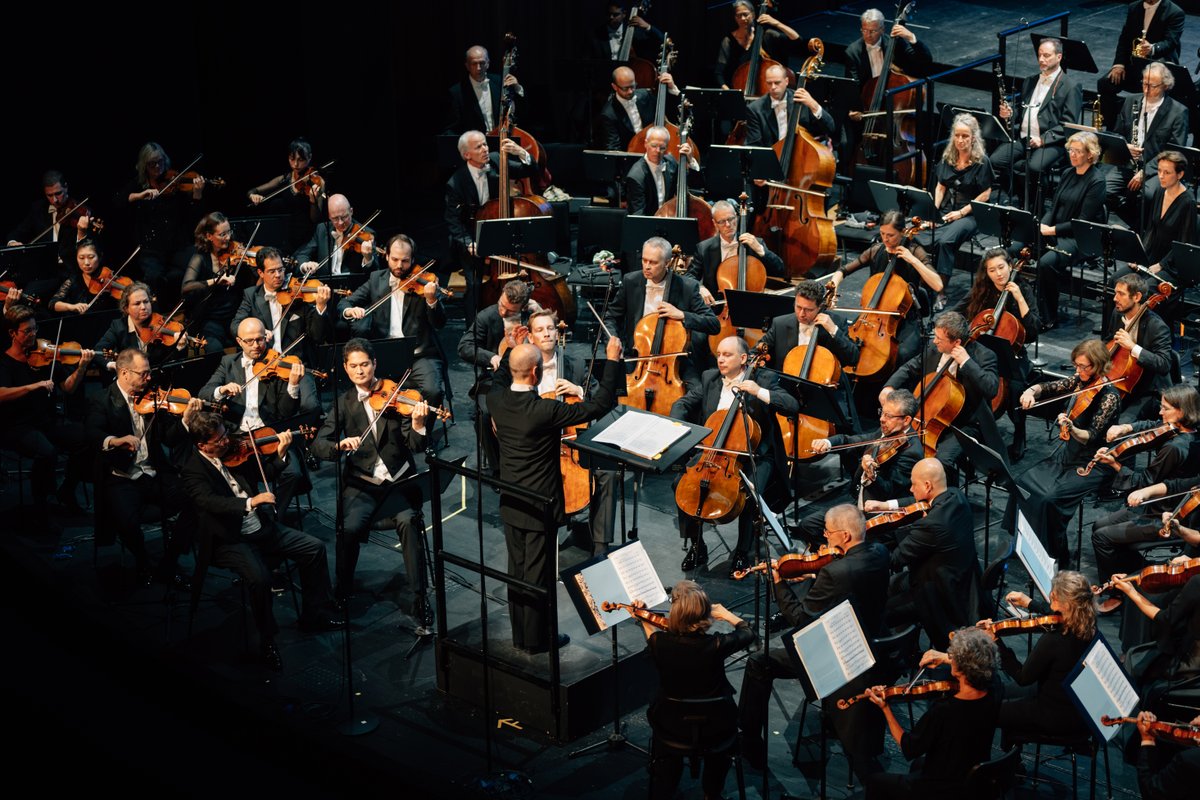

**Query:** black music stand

left=582, top=150, right=643, bottom=207
left=683, top=87, right=747, bottom=123
left=1074, top=219, right=1147, bottom=338
left=767, top=368, right=850, bottom=526
left=577, top=206, right=629, bottom=265
left=808, top=74, right=860, bottom=122
left=1169, top=242, right=1200, bottom=289
left=971, top=201, right=1037, bottom=248
left=0, top=243, right=57, bottom=292
left=706, top=144, right=783, bottom=204
left=724, top=288, right=792, bottom=339
left=868, top=180, right=937, bottom=221
left=947, top=422, right=1026, bottom=567
left=942, top=105, right=1011, bottom=147
left=476, top=216, right=557, bottom=261
left=619, top=214, right=700, bottom=256
left=1030, top=34, right=1100, bottom=75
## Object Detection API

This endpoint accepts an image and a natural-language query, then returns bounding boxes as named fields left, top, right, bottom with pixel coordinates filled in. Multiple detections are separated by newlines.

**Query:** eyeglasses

left=239, top=336, right=267, bottom=345
left=1142, top=81, right=1163, bottom=89
left=615, top=83, right=637, bottom=91
left=1066, top=147, right=1086, bottom=154
left=824, top=528, right=852, bottom=538
left=121, top=367, right=150, bottom=377
left=330, top=213, right=352, bottom=223
left=879, top=409, right=907, bottom=419
left=713, top=216, right=736, bottom=226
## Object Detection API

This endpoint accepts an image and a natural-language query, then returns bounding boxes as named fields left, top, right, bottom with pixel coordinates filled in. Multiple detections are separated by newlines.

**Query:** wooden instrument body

left=621, top=314, right=688, bottom=417
left=912, top=365, right=966, bottom=457
left=542, top=392, right=590, bottom=516
left=845, top=270, right=912, bottom=379
left=674, top=407, right=760, bottom=525
left=777, top=342, right=841, bottom=462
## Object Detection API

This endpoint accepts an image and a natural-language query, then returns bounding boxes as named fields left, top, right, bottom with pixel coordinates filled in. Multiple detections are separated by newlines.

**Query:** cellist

left=1110, top=273, right=1174, bottom=422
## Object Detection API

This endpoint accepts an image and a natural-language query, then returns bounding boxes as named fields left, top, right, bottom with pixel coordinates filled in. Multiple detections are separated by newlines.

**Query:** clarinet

left=1131, top=97, right=1143, bottom=171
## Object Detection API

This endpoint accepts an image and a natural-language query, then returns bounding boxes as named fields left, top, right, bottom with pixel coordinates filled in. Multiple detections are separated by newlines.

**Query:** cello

left=910, top=355, right=966, bottom=457
left=708, top=194, right=767, bottom=354
left=855, top=1, right=925, bottom=187
left=1105, top=283, right=1171, bottom=398
left=620, top=248, right=690, bottom=416
left=542, top=325, right=590, bottom=516
left=655, top=98, right=715, bottom=241
left=844, top=226, right=917, bottom=379
left=627, top=37, right=699, bottom=163
left=776, top=281, right=844, bottom=463
left=754, top=38, right=838, bottom=278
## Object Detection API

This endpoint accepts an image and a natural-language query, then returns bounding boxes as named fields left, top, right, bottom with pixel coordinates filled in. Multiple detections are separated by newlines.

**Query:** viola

left=601, top=601, right=670, bottom=631
left=1158, top=486, right=1200, bottom=538
left=1106, top=287, right=1171, bottom=397
left=26, top=340, right=113, bottom=369
left=131, top=388, right=225, bottom=416
left=865, top=500, right=930, bottom=534
left=655, top=98, right=716, bottom=244
left=275, top=276, right=352, bottom=305
left=84, top=267, right=135, bottom=301
left=844, top=227, right=917, bottom=379
left=222, top=425, right=317, bottom=468
left=1094, top=557, right=1200, bottom=595
left=1101, top=715, right=1200, bottom=747
left=137, top=313, right=207, bottom=350
left=366, top=379, right=452, bottom=420
left=837, top=679, right=957, bottom=710
left=154, top=169, right=225, bottom=196
left=251, top=349, right=329, bottom=383
left=544, top=327, right=590, bottom=516
left=620, top=251, right=690, bottom=416
left=1077, top=422, right=1188, bottom=476
left=911, top=357, right=966, bottom=457
left=709, top=193, right=767, bottom=356
left=731, top=545, right=844, bottom=581
left=950, top=613, right=1062, bottom=639
left=854, top=1, right=925, bottom=187
left=778, top=280, right=842, bottom=462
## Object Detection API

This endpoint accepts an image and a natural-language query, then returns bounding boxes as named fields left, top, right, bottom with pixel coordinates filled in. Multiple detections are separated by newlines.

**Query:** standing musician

left=181, top=212, right=250, bottom=354
left=1095, top=0, right=1185, bottom=129
left=445, top=45, right=523, bottom=136
left=340, top=234, right=447, bottom=409
left=230, top=246, right=334, bottom=358
left=743, top=63, right=836, bottom=146
left=489, top=335, right=624, bottom=653
left=992, top=38, right=1081, bottom=199
left=690, top=199, right=785, bottom=305
left=671, top=335, right=798, bottom=575
left=605, top=237, right=719, bottom=388
left=1114, top=151, right=1197, bottom=290
left=1105, top=62, right=1189, bottom=213
left=883, top=458, right=980, bottom=649
left=50, top=239, right=116, bottom=315
left=180, top=410, right=343, bottom=672
left=623, top=126, right=695, bottom=217
left=591, top=3, right=663, bottom=62
left=914, top=114, right=994, bottom=309
left=246, top=138, right=326, bottom=251
left=738, top=504, right=890, bottom=779
left=832, top=210, right=942, bottom=367
left=597, top=65, right=678, bottom=151
left=309, top=338, right=433, bottom=626
left=1090, top=385, right=1200, bottom=612
left=293, top=194, right=378, bottom=279
left=1135, top=710, right=1200, bottom=798
left=0, top=306, right=92, bottom=527
left=879, top=311, right=1001, bottom=482
left=954, top=247, right=1039, bottom=462
left=1109, top=272, right=1174, bottom=422
left=124, top=143, right=206, bottom=304
left=443, top=130, right=534, bottom=325
left=94, top=281, right=185, bottom=368
left=712, top=1, right=799, bottom=90
left=1012, top=339, right=1121, bottom=561
left=200, top=317, right=309, bottom=513
left=6, top=170, right=94, bottom=272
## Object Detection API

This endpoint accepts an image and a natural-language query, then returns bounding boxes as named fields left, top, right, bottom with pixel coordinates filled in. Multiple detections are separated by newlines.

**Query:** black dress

left=915, top=158, right=995, bottom=280
left=713, top=28, right=789, bottom=88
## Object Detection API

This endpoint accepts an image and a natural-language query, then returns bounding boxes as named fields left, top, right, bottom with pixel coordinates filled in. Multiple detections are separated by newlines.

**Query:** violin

left=137, top=313, right=207, bottom=350
left=951, top=613, right=1062, bottom=639
left=837, top=679, right=957, bottom=710
left=26, top=340, right=112, bottom=369
left=855, top=1, right=925, bottom=187
left=601, top=601, right=670, bottom=632
left=392, top=269, right=453, bottom=299
left=778, top=280, right=842, bottom=463
left=131, top=388, right=225, bottom=416
left=620, top=250, right=690, bottom=416
left=154, top=169, right=225, bottom=197
left=911, top=356, right=966, bottom=457
left=1106, top=286, right=1171, bottom=397
left=296, top=166, right=326, bottom=202
left=1094, top=557, right=1200, bottom=595
left=845, top=225, right=917, bottom=379
left=84, top=267, right=135, bottom=301
left=1077, top=422, right=1188, bottom=476
left=1056, top=376, right=1119, bottom=441
left=865, top=500, right=930, bottom=534
left=366, top=379, right=452, bottom=420
left=0, top=280, right=41, bottom=305
left=1158, top=486, right=1200, bottom=538
left=675, top=345, right=768, bottom=525
left=344, top=223, right=384, bottom=257
left=544, top=326, right=590, bottom=516
left=275, top=276, right=351, bottom=305
left=709, top=194, right=767, bottom=356
left=1101, top=716, right=1200, bottom=747
left=227, top=244, right=298, bottom=271
left=731, top=545, right=844, bottom=581
left=222, top=425, right=317, bottom=468
left=251, top=349, right=329, bottom=383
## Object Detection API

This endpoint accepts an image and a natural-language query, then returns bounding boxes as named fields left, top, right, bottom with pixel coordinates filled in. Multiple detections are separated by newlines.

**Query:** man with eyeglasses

left=623, top=125, right=696, bottom=217
left=1095, top=0, right=1184, bottom=126
left=231, top=247, right=333, bottom=358
left=737, top=504, right=890, bottom=777
left=597, top=65, right=678, bottom=151
left=1105, top=61, right=1189, bottom=214
left=294, top=194, right=377, bottom=278
left=689, top=199, right=785, bottom=307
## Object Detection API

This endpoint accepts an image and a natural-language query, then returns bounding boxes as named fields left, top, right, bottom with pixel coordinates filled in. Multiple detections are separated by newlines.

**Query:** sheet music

left=1086, top=641, right=1139, bottom=716
left=793, top=600, right=875, bottom=699
left=826, top=601, right=875, bottom=679
left=1068, top=637, right=1139, bottom=742
left=609, top=541, right=669, bottom=608
left=568, top=540, right=667, bottom=634
left=593, top=408, right=688, bottom=460
left=1015, top=511, right=1057, bottom=601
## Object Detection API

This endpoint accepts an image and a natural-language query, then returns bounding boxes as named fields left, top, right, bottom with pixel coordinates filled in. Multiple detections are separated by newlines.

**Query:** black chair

left=647, top=695, right=746, bottom=800
left=964, top=746, right=1020, bottom=798
left=1006, top=730, right=1112, bottom=800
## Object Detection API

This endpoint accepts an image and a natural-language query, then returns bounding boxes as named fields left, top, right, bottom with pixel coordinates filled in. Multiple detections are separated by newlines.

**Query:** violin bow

left=29, top=196, right=91, bottom=244
left=241, top=333, right=307, bottom=392
left=82, top=246, right=141, bottom=313
left=307, top=209, right=382, bottom=276
left=360, top=260, right=438, bottom=318
left=154, top=154, right=204, bottom=197
left=354, top=369, right=413, bottom=452
left=1026, top=377, right=1125, bottom=409
left=246, top=428, right=274, bottom=502
left=225, top=222, right=262, bottom=285
left=46, top=318, right=65, bottom=386
left=251, top=159, right=335, bottom=207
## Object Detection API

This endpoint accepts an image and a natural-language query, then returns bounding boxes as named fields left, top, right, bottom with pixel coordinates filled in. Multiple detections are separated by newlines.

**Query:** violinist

left=1011, top=339, right=1121, bottom=561
left=50, top=239, right=115, bottom=315
left=181, top=212, right=247, bottom=353
left=125, top=143, right=204, bottom=303
left=623, top=126, right=695, bottom=217
left=913, top=114, right=994, bottom=308
left=833, top=210, right=942, bottom=366
left=712, top=1, right=799, bottom=90
left=0, top=306, right=92, bottom=528
left=861, top=627, right=999, bottom=800
left=180, top=409, right=343, bottom=672
left=670, top=335, right=798, bottom=574
left=309, top=338, right=433, bottom=627
left=1124, top=475, right=1200, bottom=551
left=954, top=247, right=1039, bottom=461
left=689, top=200, right=785, bottom=305
left=339, top=234, right=447, bottom=409
left=1136, top=711, right=1200, bottom=798
left=744, top=64, right=836, bottom=147
left=246, top=138, right=326, bottom=251
left=443, top=130, right=534, bottom=324
left=738, top=504, right=890, bottom=778
left=445, top=45, right=522, bottom=135
left=293, top=194, right=377, bottom=279
left=230, top=246, right=334, bottom=359
left=94, top=281, right=183, bottom=368
left=1094, top=0, right=1184, bottom=126
left=1090, top=385, right=1200, bottom=610
left=1110, top=570, right=1200, bottom=700
left=6, top=170, right=93, bottom=271
left=1109, top=272, right=1174, bottom=421
left=1113, top=151, right=1197, bottom=290
left=1105, top=62, right=1189, bottom=215
left=597, top=65, right=677, bottom=151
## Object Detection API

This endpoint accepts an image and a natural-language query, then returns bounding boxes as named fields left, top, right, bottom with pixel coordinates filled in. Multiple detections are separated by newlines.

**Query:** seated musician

left=713, top=1, right=798, bottom=90
left=862, top=627, right=999, bottom=799
left=340, top=233, right=447, bottom=409
left=1090, top=385, right=1200, bottom=612
left=125, top=143, right=205, bottom=306
left=1136, top=710, right=1200, bottom=798
left=991, top=38, right=1081, bottom=202
left=597, top=66, right=678, bottom=151
left=879, top=311, right=1001, bottom=483
left=444, top=45, right=522, bottom=136
left=590, top=3, right=663, bottom=64
left=832, top=210, right=941, bottom=367
left=1111, top=571, right=1200, bottom=709
left=6, top=169, right=93, bottom=271
left=1114, top=151, right=1197, bottom=291
left=1125, top=475, right=1200, bottom=553
left=0, top=305, right=92, bottom=526
left=1011, top=339, right=1121, bottom=561
left=1095, top=1, right=1185, bottom=135
left=293, top=193, right=378, bottom=279
left=743, top=64, right=835, bottom=147
left=443, top=130, right=534, bottom=325
left=94, top=281, right=185, bottom=369
left=639, top=579, right=754, bottom=800
left=180, top=409, right=343, bottom=672
left=181, top=212, right=250, bottom=353
left=457, top=279, right=536, bottom=480
left=738, top=504, right=890, bottom=779
left=689, top=200, right=785, bottom=305
left=954, top=247, right=1039, bottom=462
left=50, top=239, right=116, bottom=315
left=1019, top=130, right=1106, bottom=330
left=760, top=279, right=860, bottom=370
left=230, top=246, right=333, bottom=362
left=200, top=317, right=309, bottom=512
left=1105, top=62, right=1189, bottom=217
left=310, top=338, right=432, bottom=628
left=671, top=335, right=798, bottom=574
left=623, top=126, right=695, bottom=217
left=883, top=458, right=980, bottom=648
left=247, top=138, right=326, bottom=252
left=1109, top=272, right=1174, bottom=422
left=914, top=114, right=993, bottom=309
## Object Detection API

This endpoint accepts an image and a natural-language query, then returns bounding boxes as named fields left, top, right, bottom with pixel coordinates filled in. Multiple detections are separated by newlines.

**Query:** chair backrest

left=870, top=624, right=921, bottom=684
left=653, top=695, right=738, bottom=753
left=964, top=746, right=1019, bottom=799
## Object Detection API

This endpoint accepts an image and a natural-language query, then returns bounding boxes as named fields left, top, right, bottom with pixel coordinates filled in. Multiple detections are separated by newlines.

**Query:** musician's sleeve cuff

left=888, top=499, right=900, bottom=510
left=1131, top=344, right=1143, bottom=361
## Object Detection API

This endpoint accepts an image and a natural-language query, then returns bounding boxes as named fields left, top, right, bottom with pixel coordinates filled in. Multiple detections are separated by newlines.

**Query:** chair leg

left=734, top=750, right=747, bottom=800
left=1103, top=739, right=1112, bottom=800
left=284, top=558, right=301, bottom=617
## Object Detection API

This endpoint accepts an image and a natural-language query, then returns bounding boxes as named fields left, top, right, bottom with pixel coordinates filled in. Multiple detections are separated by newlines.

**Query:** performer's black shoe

left=262, top=641, right=284, bottom=672
left=681, top=541, right=708, bottom=571
left=413, top=595, right=434, bottom=630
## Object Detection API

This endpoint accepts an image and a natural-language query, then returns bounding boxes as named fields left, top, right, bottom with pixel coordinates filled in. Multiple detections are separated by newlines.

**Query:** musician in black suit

left=623, top=126, right=695, bottom=216
left=688, top=200, right=785, bottom=303
left=293, top=194, right=378, bottom=278
left=310, top=338, right=432, bottom=626
left=230, top=247, right=333, bottom=358
left=340, top=234, right=448, bottom=409
left=5, top=170, right=93, bottom=275
left=444, top=45, right=522, bottom=136
left=885, top=458, right=981, bottom=649
left=589, top=3, right=663, bottom=62
left=738, top=504, right=891, bottom=778
left=843, top=8, right=931, bottom=88
left=1107, top=62, right=1190, bottom=213
left=181, top=410, right=342, bottom=671
left=597, top=66, right=677, bottom=151
left=1108, top=272, right=1175, bottom=422
left=488, top=335, right=624, bottom=653
left=443, top=130, right=534, bottom=325
left=744, top=63, right=836, bottom=147
left=758, top=279, right=860, bottom=371
left=671, top=335, right=799, bottom=574
left=992, top=38, right=1082, bottom=194
left=1096, top=0, right=1185, bottom=125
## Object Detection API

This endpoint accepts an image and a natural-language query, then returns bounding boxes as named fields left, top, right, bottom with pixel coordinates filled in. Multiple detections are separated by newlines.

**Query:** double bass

left=620, top=249, right=690, bottom=416
left=615, top=2, right=657, bottom=90
left=729, top=0, right=792, bottom=99
left=486, top=33, right=551, bottom=194
left=708, top=194, right=767, bottom=355
left=855, top=1, right=925, bottom=187
left=655, top=98, right=715, bottom=241
left=753, top=38, right=838, bottom=277
left=627, top=37, right=699, bottom=163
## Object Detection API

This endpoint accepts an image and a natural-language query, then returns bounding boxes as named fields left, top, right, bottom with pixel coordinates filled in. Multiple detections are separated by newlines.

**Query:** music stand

left=808, top=74, right=859, bottom=121
left=868, top=180, right=937, bottom=221
left=476, top=217, right=556, bottom=262
left=0, top=242, right=56, bottom=285
left=582, top=150, right=643, bottom=207
left=971, top=201, right=1038, bottom=248
left=1074, top=219, right=1147, bottom=336
left=947, top=422, right=1026, bottom=567
left=943, top=106, right=1011, bottom=147
left=577, top=206, right=629, bottom=265
left=1169, top=242, right=1200, bottom=289
left=724, top=288, right=793, bottom=338
left=1030, top=34, right=1099, bottom=75
left=682, top=87, right=747, bottom=123
left=706, top=144, right=784, bottom=202
left=619, top=214, right=700, bottom=256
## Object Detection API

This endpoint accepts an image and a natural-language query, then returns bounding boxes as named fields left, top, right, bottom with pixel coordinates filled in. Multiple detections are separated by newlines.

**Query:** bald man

left=445, top=45, right=523, bottom=135
left=488, top=335, right=624, bottom=653
left=596, top=65, right=678, bottom=151
left=293, top=194, right=377, bottom=278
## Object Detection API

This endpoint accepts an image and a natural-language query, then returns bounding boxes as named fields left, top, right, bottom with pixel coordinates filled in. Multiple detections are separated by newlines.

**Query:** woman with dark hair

left=864, top=627, right=1000, bottom=799
left=247, top=138, right=327, bottom=251
left=1113, top=149, right=1198, bottom=297
left=50, top=239, right=115, bottom=315
left=181, top=212, right=249, bottom=352
left=713, top=0, right=798, bottom=89
left=638, top=580, right=754, bottom=799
